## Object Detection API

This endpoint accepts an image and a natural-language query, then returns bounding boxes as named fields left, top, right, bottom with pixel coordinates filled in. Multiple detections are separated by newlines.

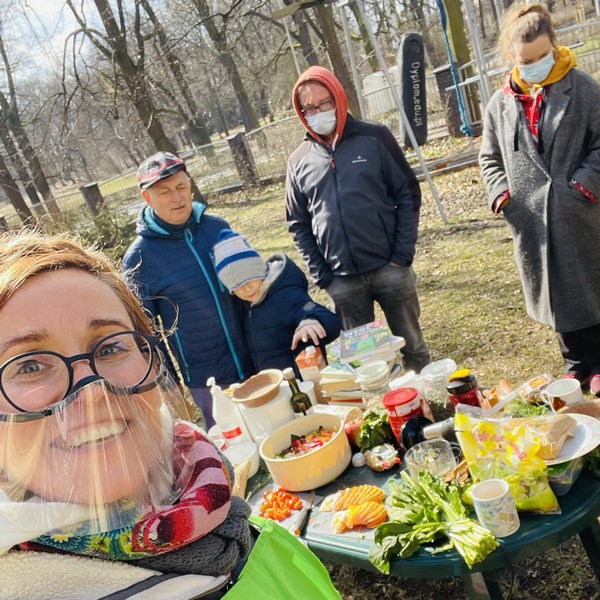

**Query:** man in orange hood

left=285, top=66, right=430, bottom=373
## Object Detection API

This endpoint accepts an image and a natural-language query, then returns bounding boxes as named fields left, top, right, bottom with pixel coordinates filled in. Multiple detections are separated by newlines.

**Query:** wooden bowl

left=232, top=369, right=283, bottom=408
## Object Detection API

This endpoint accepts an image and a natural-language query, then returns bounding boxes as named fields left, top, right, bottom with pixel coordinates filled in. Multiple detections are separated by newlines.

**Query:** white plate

left=543, top=413, right=600, bottom=465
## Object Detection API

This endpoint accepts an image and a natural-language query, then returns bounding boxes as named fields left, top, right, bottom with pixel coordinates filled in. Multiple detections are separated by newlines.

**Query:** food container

left=238, top=383, right=296, bottom=445
left=232, top=369, right=284, bottom=407
left=420, top=358, right=457, bottom=420
left=446, top=369, right=481, bottom=409
left=355, top=360, right=392, bottom=409
left=547, top=456, right=584, bottom=496
left=382, top=387, right=425, bottom=447
left=259, top=413, right=351, bottom=492
left=223, top=441, right=260, bottom=478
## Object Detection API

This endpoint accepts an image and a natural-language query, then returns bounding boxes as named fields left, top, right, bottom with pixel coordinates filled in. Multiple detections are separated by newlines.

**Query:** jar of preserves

left=446, top=368, right=481, bottom=409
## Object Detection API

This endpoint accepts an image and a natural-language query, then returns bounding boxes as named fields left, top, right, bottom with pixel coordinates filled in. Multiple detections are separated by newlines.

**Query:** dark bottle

left=283, top=368, right=312, bottom=416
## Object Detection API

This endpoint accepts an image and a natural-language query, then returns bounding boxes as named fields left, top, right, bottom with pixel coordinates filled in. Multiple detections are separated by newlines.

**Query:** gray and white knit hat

left=214, top=229, right=267, bottom=293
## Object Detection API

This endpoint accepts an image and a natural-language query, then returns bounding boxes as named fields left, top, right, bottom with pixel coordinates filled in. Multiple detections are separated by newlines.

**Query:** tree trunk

left=191, top=0, right=260, bottom=132
left=313, top=5, right=361, bottom=117
left=0, top=149, right=33, bottom=224
left=349, top=5, right=378, bottom=72
left=283, top=0, right=319, bottom=66
left=140, top=0, right=212, bottom=147
left=0, top=118, right=45, bottom=214
left=89, top=0, right=179, bottom=155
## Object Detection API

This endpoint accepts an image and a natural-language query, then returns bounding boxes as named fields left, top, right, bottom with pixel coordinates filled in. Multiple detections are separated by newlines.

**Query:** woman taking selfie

left=0, top=231, right=340, bottom=600
left=479, top=3, right=600, bottom=393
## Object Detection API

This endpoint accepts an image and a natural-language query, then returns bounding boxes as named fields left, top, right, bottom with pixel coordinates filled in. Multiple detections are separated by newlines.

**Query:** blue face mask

left=518, top=51, right=555, bottom=83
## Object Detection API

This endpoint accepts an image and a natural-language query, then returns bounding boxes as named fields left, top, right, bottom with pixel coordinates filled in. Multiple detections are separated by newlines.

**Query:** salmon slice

left=321, top=484, right=385, bottom=512
left=331, top=501, right=387, bottom=533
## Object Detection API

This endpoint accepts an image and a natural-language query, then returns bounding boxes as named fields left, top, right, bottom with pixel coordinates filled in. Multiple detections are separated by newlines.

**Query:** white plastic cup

left=472, top=479, right=520, bottom=538
left=540, top=378, right=584, bottom=411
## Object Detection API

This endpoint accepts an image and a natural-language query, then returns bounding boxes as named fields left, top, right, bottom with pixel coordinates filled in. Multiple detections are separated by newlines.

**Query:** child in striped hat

left=213, top=229, right=340, bottom=374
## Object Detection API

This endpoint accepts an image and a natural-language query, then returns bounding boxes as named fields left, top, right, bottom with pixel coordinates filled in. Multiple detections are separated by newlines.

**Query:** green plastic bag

left=224, top=515, right=341, bottom=600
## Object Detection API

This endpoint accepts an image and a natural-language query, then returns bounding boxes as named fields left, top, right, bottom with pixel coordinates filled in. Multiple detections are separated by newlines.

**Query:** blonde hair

left=498, top=3, right=557, bottom=65
left=0, top=231, right=153, bottom=334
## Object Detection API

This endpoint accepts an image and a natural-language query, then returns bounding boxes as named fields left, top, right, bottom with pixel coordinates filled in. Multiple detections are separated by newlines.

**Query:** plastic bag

left=455, top=406, right=560, bottom=514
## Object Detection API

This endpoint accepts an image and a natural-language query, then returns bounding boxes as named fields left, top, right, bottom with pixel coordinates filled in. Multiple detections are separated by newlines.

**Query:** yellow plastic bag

left=455, top=411, right=560, bottom=514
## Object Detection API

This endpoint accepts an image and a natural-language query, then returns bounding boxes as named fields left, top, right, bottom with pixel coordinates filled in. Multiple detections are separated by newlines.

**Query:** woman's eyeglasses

left=0, top=331, right=161, bottom=417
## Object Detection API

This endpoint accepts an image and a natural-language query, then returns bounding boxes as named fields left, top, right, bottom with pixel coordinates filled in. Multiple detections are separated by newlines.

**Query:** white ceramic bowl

left=223, top=441, right=260, bottom=478
left=259, top=413, right=351, bottom=492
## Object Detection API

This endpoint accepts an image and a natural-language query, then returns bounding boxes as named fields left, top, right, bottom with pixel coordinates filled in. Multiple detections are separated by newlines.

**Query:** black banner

left=398, top=33, right=427, bottom=148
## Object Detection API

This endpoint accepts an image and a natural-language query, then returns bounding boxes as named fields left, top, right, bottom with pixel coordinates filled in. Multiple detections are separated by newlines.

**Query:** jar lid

left=448, top=368, right=471, bottom=382
left=446, top=377, right=476, bottom=395
left=382, top=387, right=419, bottom=407
left=420, top=358, right=458, bottom=383
left=355, top=360, right=390, bottom=384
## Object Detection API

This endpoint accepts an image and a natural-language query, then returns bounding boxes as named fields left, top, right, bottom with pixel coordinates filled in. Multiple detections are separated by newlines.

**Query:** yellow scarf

left=511, top=46, right=577, bottom=94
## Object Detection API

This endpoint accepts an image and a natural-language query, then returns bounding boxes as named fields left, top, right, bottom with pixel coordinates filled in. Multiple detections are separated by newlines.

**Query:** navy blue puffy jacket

left=122, top=202, right=253, bottom=388
left=244, top=254, right=340, bottom=373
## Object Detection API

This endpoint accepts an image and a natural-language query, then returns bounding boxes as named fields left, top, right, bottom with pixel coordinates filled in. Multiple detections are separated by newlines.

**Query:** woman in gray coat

left=479, top=3, right=600, bottom=394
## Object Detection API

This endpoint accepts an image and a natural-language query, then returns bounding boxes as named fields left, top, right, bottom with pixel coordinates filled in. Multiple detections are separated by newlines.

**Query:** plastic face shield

left=0, top=361, right=193, bottom=537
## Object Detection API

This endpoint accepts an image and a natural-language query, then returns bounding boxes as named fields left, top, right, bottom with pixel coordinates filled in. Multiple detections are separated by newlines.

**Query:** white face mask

left=518, top=51, right=555, bottom=83
left=306, top=109, right=337, bottom=136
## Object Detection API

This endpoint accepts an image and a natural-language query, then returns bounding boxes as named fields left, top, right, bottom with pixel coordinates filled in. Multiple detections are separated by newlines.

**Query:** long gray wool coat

left=479, top=68, right=600, bottom=332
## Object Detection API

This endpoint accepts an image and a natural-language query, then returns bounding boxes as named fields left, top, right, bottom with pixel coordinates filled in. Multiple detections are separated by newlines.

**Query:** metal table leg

left=461, top=572, right=503, bottom=600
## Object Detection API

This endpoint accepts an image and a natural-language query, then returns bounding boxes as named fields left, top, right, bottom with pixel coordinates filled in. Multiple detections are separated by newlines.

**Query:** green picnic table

left=302, top=464, right=600, bottom=600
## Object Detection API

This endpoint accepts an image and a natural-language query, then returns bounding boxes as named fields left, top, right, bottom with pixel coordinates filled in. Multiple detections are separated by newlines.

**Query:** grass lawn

left=208, top=164, right=599, bottom=599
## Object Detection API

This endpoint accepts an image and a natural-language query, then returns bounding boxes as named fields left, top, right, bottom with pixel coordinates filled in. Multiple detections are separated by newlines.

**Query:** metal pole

left=284, top=20, right=302, bottom=77
left=348, top=0, right=448, bottom=223
left=462, top=0, right=492, bottom=106
left=338, top=3, right=366, bottom=118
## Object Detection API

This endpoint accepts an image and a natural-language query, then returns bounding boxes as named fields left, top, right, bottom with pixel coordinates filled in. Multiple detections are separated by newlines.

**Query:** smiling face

left=0, top=269, right=164, bottom=505
left=141, top=170, right=193, bottom=225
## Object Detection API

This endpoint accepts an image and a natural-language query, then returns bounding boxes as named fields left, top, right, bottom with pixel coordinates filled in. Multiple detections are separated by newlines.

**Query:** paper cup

left=541, top=378, right=584, bottom=411
left=472, top=479, right=520, bottom=538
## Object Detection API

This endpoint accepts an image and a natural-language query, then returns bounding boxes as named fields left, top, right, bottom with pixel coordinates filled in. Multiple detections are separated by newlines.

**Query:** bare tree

left=0, top=26, right=58, bottom=214
left=65, top=0, right=178, bottom=154
left=190, top=0, right=260, bottom=132
left=139, top=0, right=212, bottom=147
left=0, top=149, right=33, bottom=223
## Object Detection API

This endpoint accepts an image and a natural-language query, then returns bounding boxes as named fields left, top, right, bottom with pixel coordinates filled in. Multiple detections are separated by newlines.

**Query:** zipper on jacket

left=172, top=329, right=191, bottom=384
left=328, top=147, right=359, bottom=272
left=184, top=229, right=245, bottom=381
left=209, top=248, right=227, bottom=293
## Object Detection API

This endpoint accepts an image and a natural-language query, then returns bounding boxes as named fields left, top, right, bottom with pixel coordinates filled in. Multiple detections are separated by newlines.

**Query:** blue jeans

left=190, top=386, right=215, bottom=430
left=325, top=264, right=430, bottom=373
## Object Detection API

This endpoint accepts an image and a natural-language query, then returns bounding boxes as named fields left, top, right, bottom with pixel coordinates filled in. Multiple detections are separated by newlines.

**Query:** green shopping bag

left=224, top=515, right=341, bottom=600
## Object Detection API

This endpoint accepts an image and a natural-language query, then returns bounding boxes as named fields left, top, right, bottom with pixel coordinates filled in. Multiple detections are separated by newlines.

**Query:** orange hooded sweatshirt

left=292, top=66, right=348, bottom=148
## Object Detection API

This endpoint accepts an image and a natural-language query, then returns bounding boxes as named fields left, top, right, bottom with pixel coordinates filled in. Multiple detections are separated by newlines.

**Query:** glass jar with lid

left=420, top=358, right=457, bottom=421
left=355, top=360, right=392, bottom=410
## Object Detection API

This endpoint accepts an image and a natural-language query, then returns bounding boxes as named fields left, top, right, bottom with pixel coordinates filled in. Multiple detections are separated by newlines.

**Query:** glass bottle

left=282, top=368, right=312, bottom=417
left=420, top=358, right=457, bottom=421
